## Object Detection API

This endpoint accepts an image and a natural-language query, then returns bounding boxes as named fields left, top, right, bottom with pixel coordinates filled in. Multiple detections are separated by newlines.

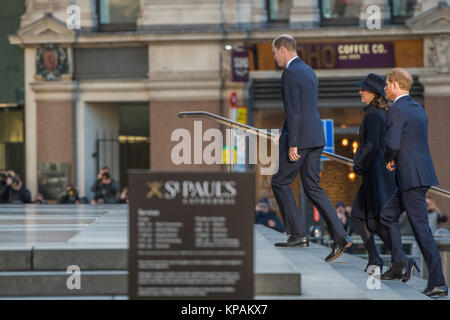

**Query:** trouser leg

left=300, top=147, right=346, bottom=241
left=380, top=190, right=408, bottom=263
left=271, top=152, right=305, bottom=236
left=401, top=187, right=446, bottom=287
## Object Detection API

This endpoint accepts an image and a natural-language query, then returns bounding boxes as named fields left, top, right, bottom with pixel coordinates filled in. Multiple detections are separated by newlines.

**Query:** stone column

left=78, top=0, right=98, bottom=30
left=24, top=47, right=38, bottom=196
left=420, top=34, right=450, bottom=213
left=252, top=0, right=268, bottom=25
left=236, top=0, right=253, bottom=27
left=289, top=0, right=320, bottom=28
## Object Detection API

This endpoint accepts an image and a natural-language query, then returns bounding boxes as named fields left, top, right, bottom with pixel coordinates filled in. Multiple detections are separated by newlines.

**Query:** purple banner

left=232, top=50, right=250, bottom=82
left=297, top=42, right=395, bottom=69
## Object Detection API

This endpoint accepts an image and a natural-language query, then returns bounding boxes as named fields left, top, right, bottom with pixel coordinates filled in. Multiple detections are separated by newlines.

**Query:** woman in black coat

left=351, top=73, right=397, bottom=274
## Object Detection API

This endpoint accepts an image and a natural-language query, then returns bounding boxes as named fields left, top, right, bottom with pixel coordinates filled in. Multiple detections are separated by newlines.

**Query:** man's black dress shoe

left=325, top=235, right=352, bottom=262
left=401, top=258, right=420, bottom=283
left=275, top=235, right=309, bottom=247
left=381, top=261, right=405, bottom=280
left=422, top=285, right=448, bottom=297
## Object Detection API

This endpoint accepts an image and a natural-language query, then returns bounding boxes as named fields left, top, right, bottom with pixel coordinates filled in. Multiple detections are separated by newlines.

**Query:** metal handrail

left=178, top=111, right=450, bottom=199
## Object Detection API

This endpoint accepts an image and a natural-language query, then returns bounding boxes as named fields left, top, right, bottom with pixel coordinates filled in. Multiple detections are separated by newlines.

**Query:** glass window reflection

left=267, top=0, right=292, bottom=21
left=391, top=0, right=417, bottom=22
left=321, top=0, right=363, bottom=20
left=99, top=0, right=140, bottom=25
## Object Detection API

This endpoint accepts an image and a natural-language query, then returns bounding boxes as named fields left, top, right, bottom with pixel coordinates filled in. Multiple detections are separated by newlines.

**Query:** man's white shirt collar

left=286, top=56, right=298, bottom=69
left=394, top=94, right=409, bottom=103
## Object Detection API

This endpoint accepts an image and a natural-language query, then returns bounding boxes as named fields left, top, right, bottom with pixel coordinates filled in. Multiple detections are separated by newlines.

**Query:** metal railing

left=178, top=111, right=450, bottom=199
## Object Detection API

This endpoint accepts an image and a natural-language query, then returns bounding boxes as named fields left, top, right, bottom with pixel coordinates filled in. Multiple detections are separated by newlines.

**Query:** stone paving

left=0, top=204, right=446, bottom=300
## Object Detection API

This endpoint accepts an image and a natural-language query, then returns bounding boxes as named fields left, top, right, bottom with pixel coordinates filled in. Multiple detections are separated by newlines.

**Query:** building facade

left=5, top=0, right=450, bottom=215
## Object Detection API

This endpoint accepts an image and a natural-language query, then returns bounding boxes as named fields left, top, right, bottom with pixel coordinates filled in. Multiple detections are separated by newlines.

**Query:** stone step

left=1, top=224, right=445, bottom=299
left=255, top=225, right=445, bottom=300
left=0, top=271, right=127, bottom=296
left=0, top=227, right=301, bottom=297
left=254, top=227, right=301, bottom=295
left=0, top=246, right=127, bottom=271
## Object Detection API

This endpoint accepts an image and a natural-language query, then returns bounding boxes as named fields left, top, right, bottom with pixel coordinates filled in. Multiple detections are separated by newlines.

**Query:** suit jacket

left=352, top=104, right=396, bottom=219
left=279, top=57, right=325, bottom=153
left=385, top=95, right=439, bottom=192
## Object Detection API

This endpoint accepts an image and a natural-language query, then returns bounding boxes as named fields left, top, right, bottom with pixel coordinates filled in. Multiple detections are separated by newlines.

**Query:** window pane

left=0, top=109, right=24, bottom=143
left=268, top=0, right=292, bottom=21
left=392, top=0, right=417, bottom=17
left=99, top=0, right=139, bottom=24
left=321, top=0, right=363, bottom=19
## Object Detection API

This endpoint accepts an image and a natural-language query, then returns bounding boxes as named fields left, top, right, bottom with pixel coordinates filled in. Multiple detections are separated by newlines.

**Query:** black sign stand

left=128, top=170, right=255, bottom=300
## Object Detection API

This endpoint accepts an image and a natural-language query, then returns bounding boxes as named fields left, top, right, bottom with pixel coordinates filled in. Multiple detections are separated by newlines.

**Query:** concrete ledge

left=254, top=227, right=301, bottom=295
left=0, top=249, right=32, bottom=271
left=255, top=273, right=301, bottom=295
left=32, top=248, right=127, bottom=270
left=0, top=271, right=127, bottom=296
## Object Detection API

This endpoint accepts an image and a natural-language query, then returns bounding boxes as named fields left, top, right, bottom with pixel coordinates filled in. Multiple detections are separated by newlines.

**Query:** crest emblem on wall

left=36, top=44, right=69, bottom=80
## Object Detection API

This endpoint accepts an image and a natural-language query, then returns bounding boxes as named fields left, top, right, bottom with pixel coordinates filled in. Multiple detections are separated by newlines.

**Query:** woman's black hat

left=355, top=73, right=386, bottom=98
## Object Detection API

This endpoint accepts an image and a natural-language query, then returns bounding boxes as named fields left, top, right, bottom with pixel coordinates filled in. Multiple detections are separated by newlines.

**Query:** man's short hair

left=386, top=68, right=414, bottom=91
left=273, top=34, right=297, bottom=52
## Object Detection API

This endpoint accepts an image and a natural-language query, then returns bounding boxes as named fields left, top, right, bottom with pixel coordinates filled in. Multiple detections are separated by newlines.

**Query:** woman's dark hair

left=371, top=93, right=390, bottom=111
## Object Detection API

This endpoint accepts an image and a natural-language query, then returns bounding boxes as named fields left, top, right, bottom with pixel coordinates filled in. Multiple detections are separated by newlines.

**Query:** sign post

left=128, top=171, right=255, bottom=300
left=321, top=119, right=334, bottom=161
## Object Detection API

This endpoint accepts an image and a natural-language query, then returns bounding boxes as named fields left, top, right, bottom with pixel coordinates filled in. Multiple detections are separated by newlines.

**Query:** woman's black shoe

left=401, top=258, right=420, bottom=283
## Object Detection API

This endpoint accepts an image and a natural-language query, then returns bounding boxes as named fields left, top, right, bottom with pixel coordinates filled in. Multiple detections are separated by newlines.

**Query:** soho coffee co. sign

left=265, top=41, right=395, bottom=69
left=298, top=42, right=395, bottom=69
left=128, top=171, right=254, bottom=300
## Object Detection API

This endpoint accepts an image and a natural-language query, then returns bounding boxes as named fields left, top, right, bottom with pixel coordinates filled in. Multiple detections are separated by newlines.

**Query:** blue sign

left=321, top=119, right=334, bottom=161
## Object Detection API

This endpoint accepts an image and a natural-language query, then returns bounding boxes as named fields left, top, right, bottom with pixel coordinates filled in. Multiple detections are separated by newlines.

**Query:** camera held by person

left=91, top=166, right=119, bottom=204
left=0, top=171, right=32, bottom=204
left=58, top=184, right=81, bottom=204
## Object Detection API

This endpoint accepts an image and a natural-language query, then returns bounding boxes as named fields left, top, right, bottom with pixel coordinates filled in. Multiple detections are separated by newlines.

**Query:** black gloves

left=353, top=164, right=363, bottom=175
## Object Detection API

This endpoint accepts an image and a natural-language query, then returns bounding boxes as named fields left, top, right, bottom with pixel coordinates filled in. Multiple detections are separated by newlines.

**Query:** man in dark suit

left=380, top=68, right=447, bottom=297
left=270, top=34, right=352, bottom=262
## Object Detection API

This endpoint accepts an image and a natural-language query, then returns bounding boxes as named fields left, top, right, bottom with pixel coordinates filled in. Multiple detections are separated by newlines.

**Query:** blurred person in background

left=0, top=171, right=32, bottom=204
left=119, top=187, right=129, bottom=204
left=400, top=198, right=448, bottom=236
left=34, top=193, right=47, bottom=204
left=91, top=166, right=119, bottom=204
left=335, top=201, right=356, bottom=236
left=254, top=198, right=284, bottom=233
left=92, top=170, right=119, bottom=204
left=58, top=184, right=81, bottom=204
left=426, top=198, right=447, bottom=227
left=0, top=169, right=9, bottom=203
